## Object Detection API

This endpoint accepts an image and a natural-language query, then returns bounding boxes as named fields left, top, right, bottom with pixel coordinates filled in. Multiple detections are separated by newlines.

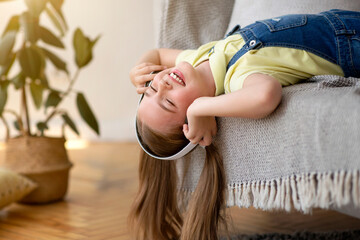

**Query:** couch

left=156, top=0, right=360, bottom=219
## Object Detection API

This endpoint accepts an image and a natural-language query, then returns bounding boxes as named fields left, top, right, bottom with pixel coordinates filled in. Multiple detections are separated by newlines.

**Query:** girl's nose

left=158, top=78, right=172, bottom=92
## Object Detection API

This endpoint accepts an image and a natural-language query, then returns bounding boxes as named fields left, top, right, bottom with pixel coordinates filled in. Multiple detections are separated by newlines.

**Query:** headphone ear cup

left=144, top=70, right=161, bottom=88
left=150, top=70, right=161, bottom=76
left=144, top=81, right=151, bottom=87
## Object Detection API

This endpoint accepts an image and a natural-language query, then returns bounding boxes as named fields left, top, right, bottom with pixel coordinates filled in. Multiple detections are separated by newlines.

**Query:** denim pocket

left=258, top=15, right=307, bottom=32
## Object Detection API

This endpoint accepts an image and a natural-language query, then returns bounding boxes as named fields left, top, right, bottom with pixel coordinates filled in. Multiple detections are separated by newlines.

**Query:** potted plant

left=0, top=0, right=100, bottom=203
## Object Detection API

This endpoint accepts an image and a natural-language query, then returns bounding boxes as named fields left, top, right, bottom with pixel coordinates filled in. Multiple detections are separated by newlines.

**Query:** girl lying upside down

left=129, top=9, right=360, bottom=240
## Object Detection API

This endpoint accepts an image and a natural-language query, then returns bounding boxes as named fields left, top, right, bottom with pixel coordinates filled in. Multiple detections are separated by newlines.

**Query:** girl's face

left=137, top=61, right=215, bottom=133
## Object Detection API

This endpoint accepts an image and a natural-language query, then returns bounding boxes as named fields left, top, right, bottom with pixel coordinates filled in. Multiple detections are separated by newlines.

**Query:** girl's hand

left=183, top=99, right=217, bottom=146
left=129, top=63, right=167, bottom=94
left=183, top=116, right=217, bottom=147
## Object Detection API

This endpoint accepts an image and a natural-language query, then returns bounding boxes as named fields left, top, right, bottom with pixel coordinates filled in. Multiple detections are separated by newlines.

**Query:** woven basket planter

left=3, top=136, right=72, bottom=204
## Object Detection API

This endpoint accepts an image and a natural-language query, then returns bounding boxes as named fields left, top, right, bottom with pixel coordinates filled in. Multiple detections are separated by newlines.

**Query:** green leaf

left=39, top=26, right=64, bottom=48
left=20, top=12, right=39, bottom=43
left=2, top=15, right=20, bottom=37
left=61, top=113, right=79, bottom=135
left=73, top=28, right=90, bottom=68
left=0, top=81, right=10, bottom=116
left=18, top=45, right=43, bottom=79
left=13, top=120, right=20, bottom=131
left=11, top=72, right=26, bottom=89
left=90, top=35, right=101, bottom=48
left=73, top=28, right=99, bottom=68
left=45, top=6, right=65, bottom=36
left=0, top=31, right=16, bottom=65
left=39, top=71, right=49, bottom=88
left=76, top=92, right=99, bottom=135
left=55, top=8, right=67, bottom=30
left=36, top=121, right=48, bottom=135
left=48, top=0, right=63, bottom=10
left=45, top=90, right=61, bottom=109
left=48, top=0, right=67, bottom=30
left=41, top=47, right=67, bottom=72
left=24, top=0, right=48, bottom=17
left=0, top=53, right=16, bottom=77
left=30, top=81, right=44, bottom=109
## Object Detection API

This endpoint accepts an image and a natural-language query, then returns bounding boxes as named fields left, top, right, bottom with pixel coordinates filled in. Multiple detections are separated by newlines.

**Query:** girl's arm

left=136, top=48, right=183, bottom=66
left=130, top=48, right=183, bottom=93
left=183, top=73, right=282, bottom=146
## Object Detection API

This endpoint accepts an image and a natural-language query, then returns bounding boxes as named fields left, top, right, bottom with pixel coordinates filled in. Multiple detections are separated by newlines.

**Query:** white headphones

left=135, top=81, right=198, bottom=160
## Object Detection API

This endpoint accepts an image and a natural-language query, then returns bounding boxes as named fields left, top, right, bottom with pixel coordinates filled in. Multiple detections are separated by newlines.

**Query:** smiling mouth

left=169, top=71, right=185, bottom=86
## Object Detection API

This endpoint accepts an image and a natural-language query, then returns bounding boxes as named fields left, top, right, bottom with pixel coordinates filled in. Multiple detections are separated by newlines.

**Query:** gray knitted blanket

left=177, top=75, right=360, bottom=213
left=157, top=0, right=360, bottom=214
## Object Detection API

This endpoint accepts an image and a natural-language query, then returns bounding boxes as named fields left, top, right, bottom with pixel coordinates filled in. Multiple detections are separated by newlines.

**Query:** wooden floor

left=0, top=142, right=359, bottom=240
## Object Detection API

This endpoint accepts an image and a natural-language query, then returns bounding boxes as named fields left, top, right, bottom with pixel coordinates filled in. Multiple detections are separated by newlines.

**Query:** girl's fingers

left=137, top=73, right=157, bottom=83
left=183, top=124, right=188, bottom=133
left=183, top=124, right=197, bottom=143
left=211, top=127, right=217, bottom=137
left=183, top=124, right=212, bottom=145
left=135, top=62, right=161, bottom=68
left=183, top=124, right=191, bottom=139
left=132, top=65, right=167, bottom=87
left=134, top=74, right=157, bottom=89
left=199, top=134, right=212, bottom=147
left=186, top=134, right=203, bottom=145
left=134, top=62, right=155, bottom=70
left=137, top=64, right=167, bottom=75
left=136, top=86, right=148, bottom=94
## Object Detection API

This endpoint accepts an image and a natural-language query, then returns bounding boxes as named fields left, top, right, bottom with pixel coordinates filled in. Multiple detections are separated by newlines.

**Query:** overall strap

left=226, top=24, right=264, bottom=71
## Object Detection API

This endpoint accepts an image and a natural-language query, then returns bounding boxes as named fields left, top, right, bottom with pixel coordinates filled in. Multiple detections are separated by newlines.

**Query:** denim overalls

left=226, top=9, right=360, bottom=78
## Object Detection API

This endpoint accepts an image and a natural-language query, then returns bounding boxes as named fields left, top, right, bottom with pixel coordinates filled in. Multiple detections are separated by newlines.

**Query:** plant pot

left=2, top=136, right=73, bottom=204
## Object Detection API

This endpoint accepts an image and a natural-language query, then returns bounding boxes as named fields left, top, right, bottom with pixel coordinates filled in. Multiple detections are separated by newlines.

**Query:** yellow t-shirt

left=176, top=34, right=344, bottom=96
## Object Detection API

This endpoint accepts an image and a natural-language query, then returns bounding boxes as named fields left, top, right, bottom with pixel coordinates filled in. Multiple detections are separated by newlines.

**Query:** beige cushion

left=226, top=0, right=360, bottom=34
left=0, top=168, right=37, bottom=209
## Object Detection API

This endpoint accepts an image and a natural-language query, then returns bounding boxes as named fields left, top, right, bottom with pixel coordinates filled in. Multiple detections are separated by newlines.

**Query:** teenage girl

left=129, top=10, right=360, bottom=240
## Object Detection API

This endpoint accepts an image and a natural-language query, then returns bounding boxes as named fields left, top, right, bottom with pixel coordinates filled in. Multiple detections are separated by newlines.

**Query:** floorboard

left=0, top=142, right=358, bottom=239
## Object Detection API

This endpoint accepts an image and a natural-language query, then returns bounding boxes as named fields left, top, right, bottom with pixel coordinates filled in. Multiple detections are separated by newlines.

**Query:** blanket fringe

left=179, top=170, right=360, bottom=213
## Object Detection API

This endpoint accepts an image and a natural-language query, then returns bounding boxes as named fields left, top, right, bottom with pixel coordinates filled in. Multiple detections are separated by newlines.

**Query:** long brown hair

left=129, top=119, right=227, bottom=239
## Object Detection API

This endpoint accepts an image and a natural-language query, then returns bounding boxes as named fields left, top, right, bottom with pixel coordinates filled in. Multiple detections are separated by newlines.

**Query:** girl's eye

left=150, top=86, right=157, bottom=92
left=166, top=99, right=175, bottom=107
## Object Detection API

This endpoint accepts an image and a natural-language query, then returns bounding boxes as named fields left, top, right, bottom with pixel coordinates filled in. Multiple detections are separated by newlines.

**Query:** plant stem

left=64, top=68, right=80, bottom=98
left=3, top=109, right=25, bottom=136
left=22, top=86, right=31, bottom=136
left=0, top=116, right=10, bottom=140
left=44, top=109, right=57, bottom=124
left=43, top=68, right=81, bottom=126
